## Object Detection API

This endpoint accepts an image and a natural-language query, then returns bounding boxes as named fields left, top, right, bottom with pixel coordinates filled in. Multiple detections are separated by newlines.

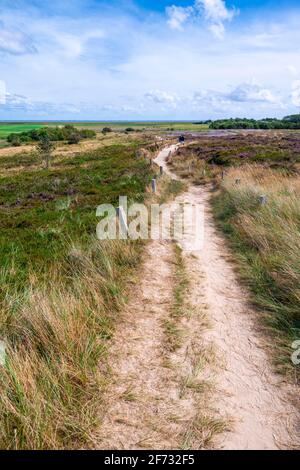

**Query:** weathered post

left=221, top=170, right=225, bottom=180
left=259, top=195, right=267, bottom=206
left=0, top=340, right=6, bottom=366
left=152, top=178, right=157, bottom=193
left=116, top=206, right=128, bottom=238
left=160, top=166, right=163, bottom=176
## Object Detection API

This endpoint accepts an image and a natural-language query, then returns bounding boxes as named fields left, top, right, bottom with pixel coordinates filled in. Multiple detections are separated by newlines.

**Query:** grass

left=168, top=130, right=300, bottom=379
left=0, top=122, right=209, bottom=149
left=212, top=165, right=300, bottom=377
left=163, top=244, right=189, bottom=352
left=0, top=124, right=45, bottom=139
left=0, top=134, right=155, bottom=449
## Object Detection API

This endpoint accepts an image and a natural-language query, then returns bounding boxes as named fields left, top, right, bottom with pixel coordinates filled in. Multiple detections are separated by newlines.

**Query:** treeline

left=7, top=125, right=97, bottom=146
left=208, top=115, right=300, bottom=130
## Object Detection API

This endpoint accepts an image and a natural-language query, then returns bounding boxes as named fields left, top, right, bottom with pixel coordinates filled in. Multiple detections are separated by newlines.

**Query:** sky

left=0, top=0, right=300, bottom=120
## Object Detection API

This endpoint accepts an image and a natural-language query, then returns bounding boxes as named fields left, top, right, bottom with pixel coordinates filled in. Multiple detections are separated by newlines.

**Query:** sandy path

left=96, top=240, right=214, bottom=449
left=157, top=145, right=299, bottom=450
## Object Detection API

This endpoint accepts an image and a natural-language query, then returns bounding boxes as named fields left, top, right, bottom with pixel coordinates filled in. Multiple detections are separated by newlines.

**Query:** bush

left=7, top=125, right=96, bottom=145
left=102, top=127, right=113, bottom=134
left=68, top=133, right=81, bottom=145
left=8, top=135, right=22, bottom=147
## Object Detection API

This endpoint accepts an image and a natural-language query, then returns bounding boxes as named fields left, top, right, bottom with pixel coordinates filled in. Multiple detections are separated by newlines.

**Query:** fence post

left=259, top=195, right=267, bottom=205
left=116, top=206, right=128, bottom=238
left=0, top=340, right=6, bottom=366
left=160, top=166, right=163, bottom=176
left=152, top=178, right=157, bottom=193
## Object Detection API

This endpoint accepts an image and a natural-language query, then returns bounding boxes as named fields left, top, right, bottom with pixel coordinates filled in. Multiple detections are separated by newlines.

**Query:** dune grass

left=212, top=165, right=300, bottom=377
left=0, top=136, right=154, bottom=449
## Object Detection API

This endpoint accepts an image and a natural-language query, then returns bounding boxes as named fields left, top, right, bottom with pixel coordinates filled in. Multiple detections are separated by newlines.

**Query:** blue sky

left=0, top=0, right=300, bottom=120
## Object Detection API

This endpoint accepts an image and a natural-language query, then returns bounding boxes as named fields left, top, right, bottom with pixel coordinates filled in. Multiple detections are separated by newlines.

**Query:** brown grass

left=0, top=239, right=143, bottom=449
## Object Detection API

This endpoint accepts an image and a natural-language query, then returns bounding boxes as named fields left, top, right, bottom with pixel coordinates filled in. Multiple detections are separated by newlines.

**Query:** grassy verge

left=163, top=245, right=189, bottom=352
left=212, top=165, right=300, bottom=378
left=0, top=136, right=154, bottom=449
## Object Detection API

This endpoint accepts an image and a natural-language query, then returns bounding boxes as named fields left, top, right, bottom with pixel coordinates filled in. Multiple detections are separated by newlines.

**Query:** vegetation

left=0, top=135, right=154, bottom=449
left=210, top=114, right=300, bottom=130
left=212, top=166, right=300, bottom=376
left=37, top=135, right=54, bottom=168
left=169, top=131, right=300, bottom=376
left=7, top=125, right=96, bottom=145
left=168, top=132, right=300, bottom=182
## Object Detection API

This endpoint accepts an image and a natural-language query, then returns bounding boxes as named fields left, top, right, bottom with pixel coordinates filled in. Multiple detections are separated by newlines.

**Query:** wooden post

left=259, top=195, right=267, bottom=205
left=221, top=171, right=225, bottom=180
left=0, top=340, right=6, bottom=366
left=116, top=206, right=128, bottom=238
left=152, top=178, right=157, bottom=193
left=160, top=166, right=163, bottom=176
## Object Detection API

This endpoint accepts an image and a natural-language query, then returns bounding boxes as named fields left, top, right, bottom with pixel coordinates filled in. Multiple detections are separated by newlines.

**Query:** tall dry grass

left=213, top=164, right=300, bottom=375
left=0, top=239, right=142, bottom=449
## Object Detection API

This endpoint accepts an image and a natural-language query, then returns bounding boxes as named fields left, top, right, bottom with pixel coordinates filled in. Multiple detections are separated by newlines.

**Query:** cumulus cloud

left=144, top=90, right=179, bottom=107
left=166, top=0, right=237, bottom=38
left=292, top=81, right=300, bottom=107
left=228, top=82, right=279, bottom=104
left=0, top=23, right=36, bottom=55
left=166, top=6, right=193, bottom=31
left=2, top=92, right=80, bottom=115
left=192, top=82, right=282, bottom=112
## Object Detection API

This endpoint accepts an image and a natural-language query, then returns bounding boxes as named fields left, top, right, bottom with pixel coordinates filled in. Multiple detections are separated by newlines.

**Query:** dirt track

left=96, top=144, right=299, bottom=450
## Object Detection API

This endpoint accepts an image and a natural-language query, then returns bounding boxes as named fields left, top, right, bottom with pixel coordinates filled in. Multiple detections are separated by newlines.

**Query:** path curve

left=155, top=144, right=299, bottom=450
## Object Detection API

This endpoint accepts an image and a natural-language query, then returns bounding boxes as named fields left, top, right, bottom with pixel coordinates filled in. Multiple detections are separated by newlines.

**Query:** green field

left=0, top=123, right=45, bottom=139
left=0, top=121, right=208, bottom=139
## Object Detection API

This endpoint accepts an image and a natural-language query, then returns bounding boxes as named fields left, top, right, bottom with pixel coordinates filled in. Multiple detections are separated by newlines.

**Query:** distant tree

left=283, top=114, right=300, bottom=123
left=37, top=136, right=54, bottom=169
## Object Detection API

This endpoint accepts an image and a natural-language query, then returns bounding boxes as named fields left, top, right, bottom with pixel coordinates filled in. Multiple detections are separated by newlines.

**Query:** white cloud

left=144, top=89, right=179, bottom=107
left=292, top=81, right=300, bottom=107
left=192, top=82, right=282, bottom=114
left=196, top=0, right=236, bottom=23
left=166, top=0, right=237, bottom=38
left=208, top=22, right=225, bottom=39
left=2, top=92, right=81, bottom=115
left=0, top=23, right=36, bottom=55
left=228, top=82, right=280, bottom=104
left=166, top=6, right=193, bottom=31
left=54, top=30, right=104, bottom=59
